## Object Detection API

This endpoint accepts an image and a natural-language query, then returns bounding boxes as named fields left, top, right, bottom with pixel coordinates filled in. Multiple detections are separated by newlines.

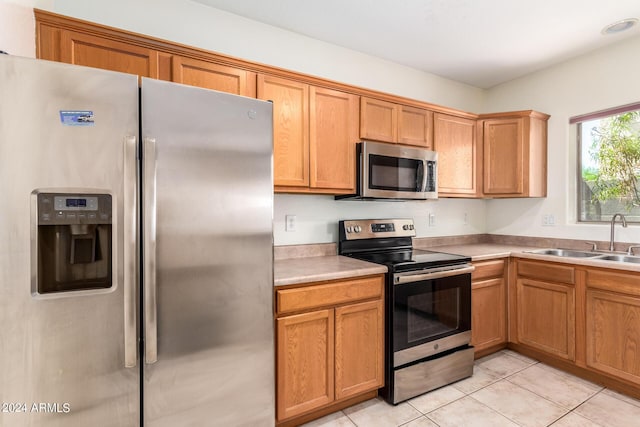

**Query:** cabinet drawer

left=472, top=259, right=505, bottom=281
left=586, top=269, right=640, bottom=297
left=517, top=260, right=575, bottom=285
left=277, top=275, right=384, bottom=315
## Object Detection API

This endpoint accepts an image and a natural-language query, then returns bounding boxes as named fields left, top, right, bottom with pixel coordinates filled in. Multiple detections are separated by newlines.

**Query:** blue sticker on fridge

left=59, top=110, right=94, bottom=126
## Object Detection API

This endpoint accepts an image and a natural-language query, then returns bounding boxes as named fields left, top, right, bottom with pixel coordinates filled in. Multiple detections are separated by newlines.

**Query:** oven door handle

left=394, top=265, right=475, bottom=285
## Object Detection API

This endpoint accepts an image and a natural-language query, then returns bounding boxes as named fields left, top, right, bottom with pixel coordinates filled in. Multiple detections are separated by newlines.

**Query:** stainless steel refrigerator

left=0, top=55, right=274, bottom=426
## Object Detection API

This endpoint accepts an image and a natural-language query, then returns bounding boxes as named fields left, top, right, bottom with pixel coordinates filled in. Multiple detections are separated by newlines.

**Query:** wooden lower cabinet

left=275, top=275, right=384, bottom=424
left=586, top=269, right=640, bottom=386
left=510, top=260, right=640, bottom=398
left=471, top=259, right=507, bottom=355
left=512, top=260, right=576, bottom=361
left=335, top=300, right=384, bottom=399
left=276, top=310, right=334, bottom=420
left=516, top=278, right=575, bottom=361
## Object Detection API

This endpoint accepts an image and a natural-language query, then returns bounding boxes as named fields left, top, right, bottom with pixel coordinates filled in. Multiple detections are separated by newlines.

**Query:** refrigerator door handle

left=124, top=135, right=138, bottom=368
left=143, top=137, right=158, bottom=364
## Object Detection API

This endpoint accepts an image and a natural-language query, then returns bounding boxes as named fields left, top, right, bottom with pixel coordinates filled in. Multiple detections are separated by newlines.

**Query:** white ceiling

left=191, top=0, right=640, bottom=89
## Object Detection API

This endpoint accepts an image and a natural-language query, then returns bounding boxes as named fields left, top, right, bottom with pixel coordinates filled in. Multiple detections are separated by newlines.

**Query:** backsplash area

left=273, top=194, right=486, bottom=246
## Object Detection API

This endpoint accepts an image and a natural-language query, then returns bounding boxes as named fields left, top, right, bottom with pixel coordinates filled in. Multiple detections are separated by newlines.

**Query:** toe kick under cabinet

left=274, top=274, right=384, bottom=426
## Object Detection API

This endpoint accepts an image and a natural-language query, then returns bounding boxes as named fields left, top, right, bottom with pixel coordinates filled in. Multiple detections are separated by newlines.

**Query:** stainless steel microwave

left=337, top=141, right=438, bottom=200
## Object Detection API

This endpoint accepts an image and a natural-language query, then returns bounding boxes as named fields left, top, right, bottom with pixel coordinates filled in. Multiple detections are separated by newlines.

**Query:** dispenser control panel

left=38, top=193, right=112, bottom=225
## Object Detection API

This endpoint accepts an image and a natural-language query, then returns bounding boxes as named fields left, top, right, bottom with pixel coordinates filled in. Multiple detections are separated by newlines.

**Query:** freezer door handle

left=143, top=137, right=158, bottom=364
left=124, top=135, right=138, bottom=368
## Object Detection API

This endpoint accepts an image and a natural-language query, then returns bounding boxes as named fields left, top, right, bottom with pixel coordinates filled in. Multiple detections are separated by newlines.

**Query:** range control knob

left=346, top=226, right=353, bottom=233
left=354, top=226, right=362, bottom=233
left=410, top=224, right=414, bottom=230
left=403, top=224, right=409, bottom=230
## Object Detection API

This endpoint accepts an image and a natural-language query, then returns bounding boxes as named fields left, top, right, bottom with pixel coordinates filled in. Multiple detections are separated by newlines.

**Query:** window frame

left=572, top=102, right=640, bottom=224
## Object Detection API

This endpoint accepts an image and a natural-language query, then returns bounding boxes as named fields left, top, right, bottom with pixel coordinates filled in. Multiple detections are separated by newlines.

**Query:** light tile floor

left=301, top=350, right=640, bottom=427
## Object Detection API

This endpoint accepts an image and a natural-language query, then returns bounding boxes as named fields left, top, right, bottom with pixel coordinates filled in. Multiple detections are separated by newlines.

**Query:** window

left=574, top=103, right=640, bottom=222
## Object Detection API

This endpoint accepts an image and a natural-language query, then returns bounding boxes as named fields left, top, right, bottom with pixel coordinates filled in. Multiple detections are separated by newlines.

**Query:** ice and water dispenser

left=33, top=192, right=113, bottom=294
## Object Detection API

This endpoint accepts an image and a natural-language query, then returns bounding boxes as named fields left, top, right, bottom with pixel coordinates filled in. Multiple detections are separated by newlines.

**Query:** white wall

left=0, top=1, right=39, bottom=57
left=485, top=35, right=640, bottom=245
left=274, top=195, right=485, bottom=245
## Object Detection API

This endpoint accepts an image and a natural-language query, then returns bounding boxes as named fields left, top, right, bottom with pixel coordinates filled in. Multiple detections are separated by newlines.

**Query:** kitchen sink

left=528, top=248, right=640, bottom=264
left=592, top=254, right=640, bottom=264
left=527, top=249, right=601, bottom=258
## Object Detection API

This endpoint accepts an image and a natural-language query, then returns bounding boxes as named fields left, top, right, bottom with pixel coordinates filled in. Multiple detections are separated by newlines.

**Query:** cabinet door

left=276, top=309, right=334, bottom=421
left=433, top=113, right=478, bottom=196
left=258, top=75, right=310, bottom=187
left=360, top=97, right=398, bottom=143
left=516, top=278, right=575, bottom=360
left=310, top=87, right=359, bottom=191
left=483, top=118, right=524, bottom=195
left=172, top=56, right=256, bottom=97
left=472, top=278, right=506, bottom=352
left=586, top=289, right=640, bottom=385
left=398, top=105, right=433, bottom=148
left=60, top=30, right=159, bottom=77
left=335, top=300, right=384, bottom=400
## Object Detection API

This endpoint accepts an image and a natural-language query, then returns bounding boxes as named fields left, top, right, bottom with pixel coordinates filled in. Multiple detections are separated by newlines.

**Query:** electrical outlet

left=428, top=213, right=436, bottom=227
left=285, top=214, right=297, bottom=232
left=542, top=214, right=556, bottom=226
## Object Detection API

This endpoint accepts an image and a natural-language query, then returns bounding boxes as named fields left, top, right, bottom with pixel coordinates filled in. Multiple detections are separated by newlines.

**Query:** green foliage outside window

left=579, top=110, right=640, bottom=222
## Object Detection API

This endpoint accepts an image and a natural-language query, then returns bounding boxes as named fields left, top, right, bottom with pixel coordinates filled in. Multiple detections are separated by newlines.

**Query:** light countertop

left=274, top=255, right=387, bottom=287
left=430, top=243, right=640, bottom=273
left=274, top=243, right=640, bottom=287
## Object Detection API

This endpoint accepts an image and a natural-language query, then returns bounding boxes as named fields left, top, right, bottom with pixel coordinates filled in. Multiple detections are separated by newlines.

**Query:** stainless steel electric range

left=338, top=218, right=475, bottom=404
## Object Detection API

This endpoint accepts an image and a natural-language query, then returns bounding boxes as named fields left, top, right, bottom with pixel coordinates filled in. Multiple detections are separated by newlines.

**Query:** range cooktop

left=338, top=219, right=470, bottom=272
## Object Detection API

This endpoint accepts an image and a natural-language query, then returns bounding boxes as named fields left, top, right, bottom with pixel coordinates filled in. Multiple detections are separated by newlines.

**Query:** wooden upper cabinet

left=310, top=87, right=359, bottom=191
left=360, top=97, right=397, bottom=143
left=172, top=56, right=256, bottom=97
left=260, top=74, right=359, bottom=194
left=483, top=118, right=523, bottom=194
left=433, top=113, right=479, bottom=197
left=480, top=111, right=549, bottom=197
left=360, top=97, right=434, bottom=148
left=58, top=30, right=159, bottom=78
left=35, top=11, right=550, bottom=200
left=398, top=105, right=433, bottom=148
left=258, top=75, right=310, bottom=188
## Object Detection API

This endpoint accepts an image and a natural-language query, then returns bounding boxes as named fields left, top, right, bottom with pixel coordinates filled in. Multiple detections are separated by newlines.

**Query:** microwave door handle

left=416, top=160, right=425, bottom=191
left=419, top=160, right=428, bottom=192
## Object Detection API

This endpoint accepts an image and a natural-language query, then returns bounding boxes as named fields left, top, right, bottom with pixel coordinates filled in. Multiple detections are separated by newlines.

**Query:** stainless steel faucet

left=610, top=213, right=627, bottom=251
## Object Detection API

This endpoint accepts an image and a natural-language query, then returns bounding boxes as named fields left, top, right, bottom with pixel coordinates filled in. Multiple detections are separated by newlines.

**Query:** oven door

left=360, top=141, right=437, bottom=200
left=392, top=265, right=473, bottom=367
